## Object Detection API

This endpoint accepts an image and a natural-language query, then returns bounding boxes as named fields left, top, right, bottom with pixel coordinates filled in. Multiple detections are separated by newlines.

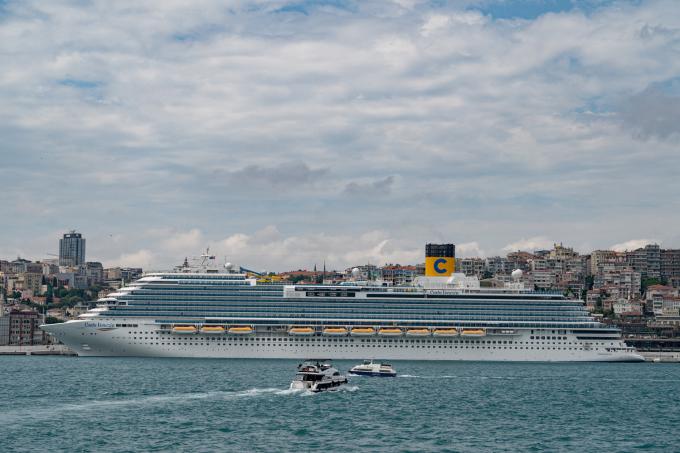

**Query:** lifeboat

left=378, top=327, right=403, bottom=337
left=461, top=329, right=486, bottom=337
left=433, top=328, right=459, bottom=337
left=228, top=326, right=253, bottom=335
left=350, top=327, right=376, bottom=336
left=322, top=327, right=348, bottom=336
left=405, top=328, right=431, bottom=336
left=200, top=326, right=225, bottom=334
left=172, top=325, right=197, bottom=334
left=288, top=326, right=315, bottom=336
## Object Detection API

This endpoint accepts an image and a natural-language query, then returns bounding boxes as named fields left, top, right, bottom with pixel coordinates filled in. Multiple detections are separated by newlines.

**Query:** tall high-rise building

left=626, top=244, right=660, bottom=279
left=59, top=231, right=86, bottom=267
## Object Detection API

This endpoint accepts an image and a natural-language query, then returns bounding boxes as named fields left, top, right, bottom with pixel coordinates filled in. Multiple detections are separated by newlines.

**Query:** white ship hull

left=42, top=319, right=644, bottom=362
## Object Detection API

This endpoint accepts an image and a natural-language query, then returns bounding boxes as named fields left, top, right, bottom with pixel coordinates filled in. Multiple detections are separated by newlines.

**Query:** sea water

left=1, top=357, right=678, bottom=452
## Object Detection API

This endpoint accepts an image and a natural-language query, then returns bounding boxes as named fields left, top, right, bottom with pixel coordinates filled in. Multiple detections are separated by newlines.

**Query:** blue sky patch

left=472, top=0, right=576, bottom=20
left=470, top=0, right=640, bottom=20
left=58, top=79, right=102, bottom=89
left=274, top=0, right=356, bottom=15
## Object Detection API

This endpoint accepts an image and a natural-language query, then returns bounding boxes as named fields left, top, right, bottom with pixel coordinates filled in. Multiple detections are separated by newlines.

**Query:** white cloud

left=503, top=237, right=554, bottom=253
left=110, top=249, right=155, bottom=269
left=456, top=241, right=486, bottom=258
left=116, top=227, right=426, bottom=272
left=421, top=14, right=451, bottom=37
left=159, top=228, right=204, bottom=253
left=610, top=239, right=660, bottom=252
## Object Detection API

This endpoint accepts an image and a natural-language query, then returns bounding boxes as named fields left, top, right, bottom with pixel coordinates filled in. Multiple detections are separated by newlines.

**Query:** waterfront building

left=59, top=231, right=86, bottom=267
left=593, top=252, right=628, bottom=278
left=344, top=264, right=380, bottom=281
left=8, top=310, right=44, bottom=345
left=84, top=262, right=104, bottom=286
left=380, top=264, right=418, bottom=286
left=55, top=272, right=88, bottom=290
left=646, top=285, right=679, bottom=316
left=594, top=266, right=641, bottom=301
left=590, top=250, right=620, bottom=276
left=549, top=243, right=578, bottom=260
left=527, top=252, right=585, bottom=293
left=280, top=269, right=319, bottom=283
left=506, top=251, right=535, bottom=272
left=651, top=315, right=680, bottom=327
left=41, top=262, right=60, bottom=275
left=8, top=258, right=32, bottom=274
left=485, top=256, right=510, bottom=276
left=529, top=269, right=556, bottom=290
left=0, top=316, right=9, bottom=345
left=661, top=249, right=680, bottom=286
left=585, top=289, right=603, bottom=311
left=105, top=267, right=123, bottom=281
left=121, top=268, right=143, bottom=282
left=3, top=273, right=18, bottom=293
left=658, top=297, right=680, bottom=317
left=626, top=244, right=661, bottom=280
left=456, top=258, right=485, bottom=277
left=613, top=300, right=643, bottom=317
left=14, top=272, right=42, bottom=295
left=556, top=271, right=585, bottom=295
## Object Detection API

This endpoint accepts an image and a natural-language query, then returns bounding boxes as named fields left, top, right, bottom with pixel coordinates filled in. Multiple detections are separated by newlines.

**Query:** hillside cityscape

left=2, top=231, right=679, bottom=348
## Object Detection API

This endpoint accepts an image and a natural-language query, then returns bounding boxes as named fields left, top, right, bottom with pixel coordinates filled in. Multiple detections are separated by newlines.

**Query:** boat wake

left=300, top=385, right=359, bottom=396
left=0, top=386, right=308, bottom=423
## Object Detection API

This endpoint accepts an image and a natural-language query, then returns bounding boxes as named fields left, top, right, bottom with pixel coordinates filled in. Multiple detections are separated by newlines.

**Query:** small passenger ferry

left=349, top=360, right=397, bottom=377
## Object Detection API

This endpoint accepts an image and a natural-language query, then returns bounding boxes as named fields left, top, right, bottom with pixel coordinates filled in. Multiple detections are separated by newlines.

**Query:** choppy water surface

left=1, top=358, right=678, bottom=452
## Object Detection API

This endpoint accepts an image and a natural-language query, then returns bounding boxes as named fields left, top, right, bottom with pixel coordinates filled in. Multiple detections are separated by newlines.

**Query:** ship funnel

left=425, top=243, right=455, bottom=277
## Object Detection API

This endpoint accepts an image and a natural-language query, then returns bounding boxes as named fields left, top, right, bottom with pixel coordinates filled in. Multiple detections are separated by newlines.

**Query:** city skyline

left=0, top=229, right=672, bottom=273
left=1, top=0, right=679, bottom=270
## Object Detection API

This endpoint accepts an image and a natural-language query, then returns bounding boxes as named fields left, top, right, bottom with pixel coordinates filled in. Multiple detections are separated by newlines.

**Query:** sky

left=1, top=0, right=679, bottom=272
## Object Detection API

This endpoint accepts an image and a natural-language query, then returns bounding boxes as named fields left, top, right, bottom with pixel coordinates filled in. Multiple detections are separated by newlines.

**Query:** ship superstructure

left=41, top=253, right=643, bottom=361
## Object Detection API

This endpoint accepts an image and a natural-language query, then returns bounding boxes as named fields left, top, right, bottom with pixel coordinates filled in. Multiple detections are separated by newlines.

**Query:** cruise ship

left=41, top=251, right=643, bottom=362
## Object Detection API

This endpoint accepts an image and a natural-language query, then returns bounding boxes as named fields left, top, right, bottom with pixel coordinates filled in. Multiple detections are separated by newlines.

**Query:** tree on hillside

left=641, top=277, right=668, bottom=294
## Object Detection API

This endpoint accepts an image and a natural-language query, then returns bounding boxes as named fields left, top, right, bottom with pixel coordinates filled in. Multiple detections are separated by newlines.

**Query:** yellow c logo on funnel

left=425, top=257, right=454, bottom=276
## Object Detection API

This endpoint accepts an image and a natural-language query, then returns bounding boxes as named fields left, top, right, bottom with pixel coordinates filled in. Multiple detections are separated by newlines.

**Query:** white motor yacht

left=290, top=360, right=349, bottom=392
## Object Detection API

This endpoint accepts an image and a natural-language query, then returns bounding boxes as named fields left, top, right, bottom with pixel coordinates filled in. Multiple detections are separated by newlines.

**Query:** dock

left=0, top=345, right=77, bottom=356
left=625, top=338, right=680, bottom=362
left=639, top=351, right=680, bottom=363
